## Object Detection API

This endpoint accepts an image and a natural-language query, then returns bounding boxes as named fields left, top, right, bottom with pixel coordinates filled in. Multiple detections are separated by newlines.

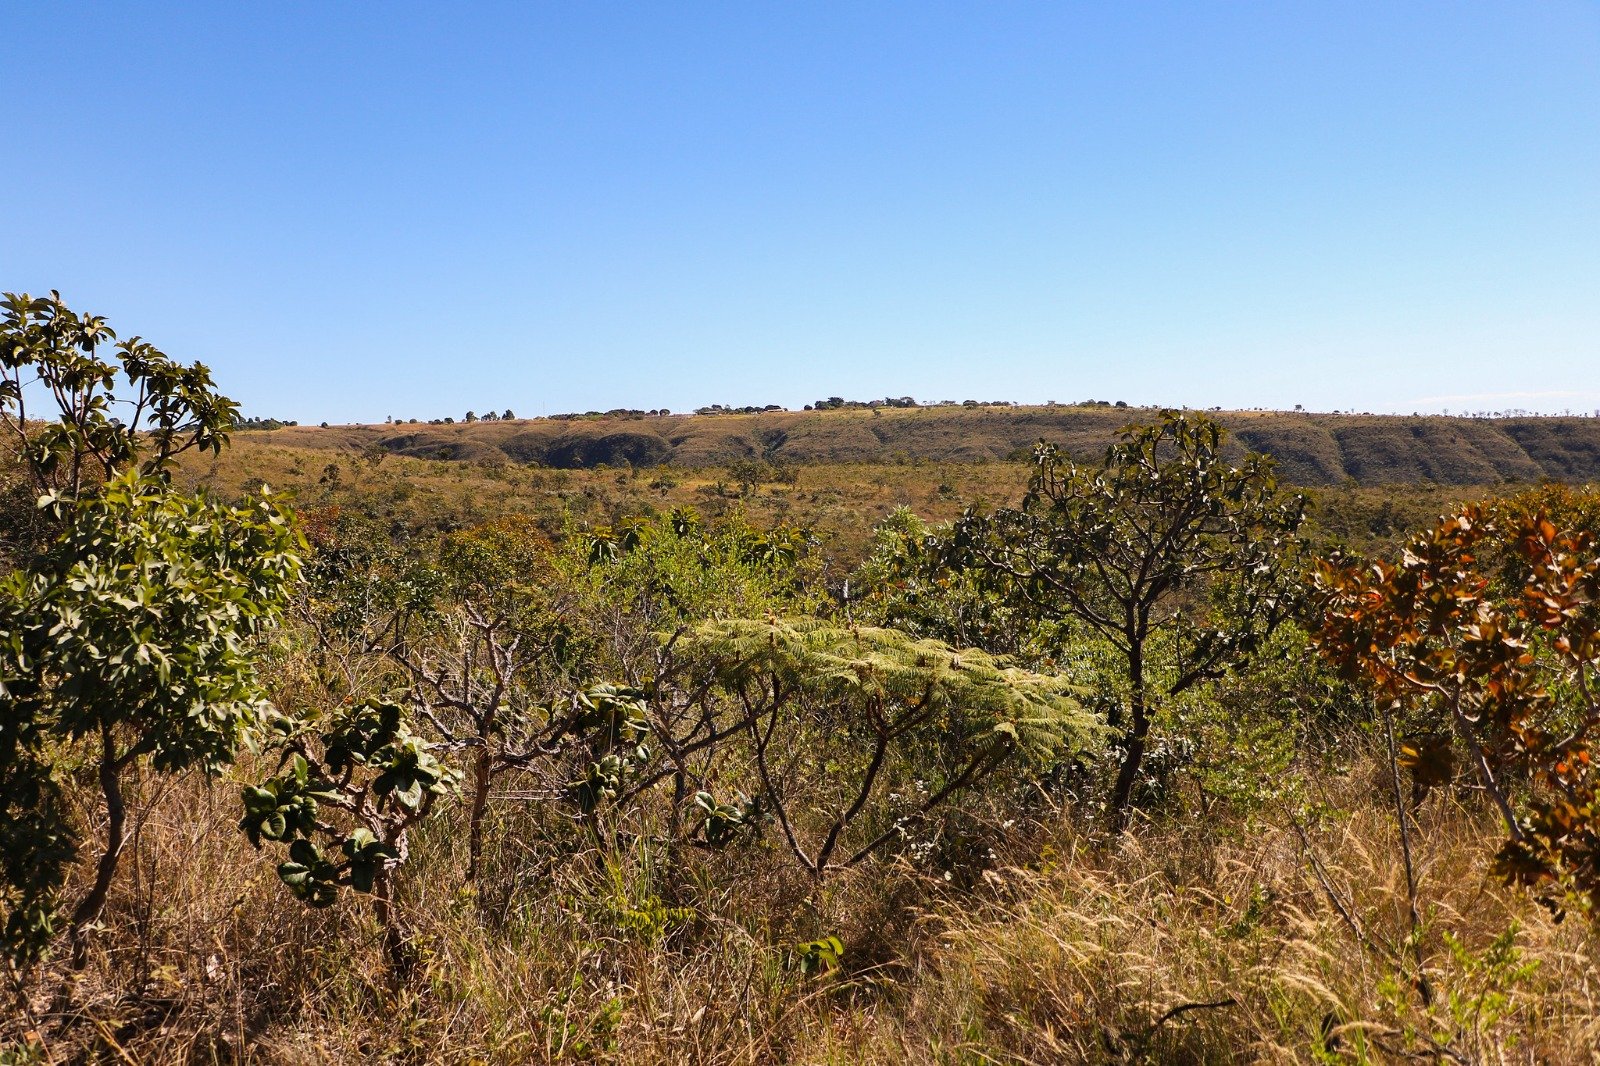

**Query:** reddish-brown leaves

left=1314, top=497, right=1600, bottom=918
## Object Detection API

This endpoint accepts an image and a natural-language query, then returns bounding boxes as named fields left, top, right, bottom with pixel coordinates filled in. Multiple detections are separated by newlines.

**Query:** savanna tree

left=290, top=512, right=656, bottom=886
left=240, top=699, right=457, bottom=974
left=940, top=412, right=1306, bottom=826
left=373, top=521, right=569, bottom=881
left=0, top=293, right=299, bottom=968
left=672, top=618, right=1098, bottom=876
left=1316, top=498, right=1600, bottom=919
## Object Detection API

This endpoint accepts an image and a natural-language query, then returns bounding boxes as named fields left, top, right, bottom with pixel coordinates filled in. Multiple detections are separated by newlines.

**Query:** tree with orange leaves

left=1315, top=496, right=1600, bottom=918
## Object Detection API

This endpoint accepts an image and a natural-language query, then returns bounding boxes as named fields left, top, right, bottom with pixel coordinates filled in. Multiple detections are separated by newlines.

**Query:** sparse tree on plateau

left=943, top=412, right=1306, bottom=828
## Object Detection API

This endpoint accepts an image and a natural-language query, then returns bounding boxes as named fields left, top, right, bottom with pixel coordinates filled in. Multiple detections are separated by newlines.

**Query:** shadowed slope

left=249, top=407, right=1600, bottom=485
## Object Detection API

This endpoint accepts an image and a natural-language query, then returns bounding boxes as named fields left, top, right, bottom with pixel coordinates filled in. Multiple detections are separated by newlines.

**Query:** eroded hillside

left=251, top=406, right=1600, bottom=485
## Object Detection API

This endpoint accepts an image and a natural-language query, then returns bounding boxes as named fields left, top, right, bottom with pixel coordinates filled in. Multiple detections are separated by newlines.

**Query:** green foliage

left=1163, top=627, right=1312, bottom=820
left=1, top=290, right=236, bottom=507
left=537, top=970, right=623, bottom=1059
left=5, top=473, right=300, bottom=768
left=726, top=457, right=798, bottom=494
left=296, top=507, right=435, bottom=641
left=1438, top=924, right=1541, bottom=1039
left=685, top=618, right=1092, bottom=766
left=691, top=790, right=764, bottom=848
left=0, top=741, right=72, bottom=968
left=239, top=756, right=325, bottom=848
left=0, top=472, right=299, bottom=965
left=852, top=506, right=1046, bottom=658
left=675, top=618, right=1097, bottom=874
left=564, top=684, right=653, bottom=815
left=1373, top=923, right=1542, bottom=1058
left=588, top=861, right=696, bottom=946
left=558, top=509, right=822, bottom=688
left=243, top=699, right=458, bottom=908
left=793, top=935, right=845, bottom=976
left=937, top=411, right=1307, bottom=823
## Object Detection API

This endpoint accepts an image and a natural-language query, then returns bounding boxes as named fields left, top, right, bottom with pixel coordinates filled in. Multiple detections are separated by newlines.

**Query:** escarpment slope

left=255, top=407, right=1600, bottom=486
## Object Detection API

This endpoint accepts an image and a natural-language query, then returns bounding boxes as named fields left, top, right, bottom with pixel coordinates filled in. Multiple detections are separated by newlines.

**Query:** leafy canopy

left=0, top=293, right=299, bottom=967
left=674, top=617, right=1097, bottom=875
left=1316, top=499, right=1600, bottom=919
left=2, top=473, right=300, bottom=769
left=1, top=290, right=236, bottom=505
left=922, top=412, right=1306, bottom=823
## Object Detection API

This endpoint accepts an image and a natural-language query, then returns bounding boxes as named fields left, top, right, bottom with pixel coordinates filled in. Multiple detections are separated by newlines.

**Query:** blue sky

left=3, top=2, right=1597, bottom=422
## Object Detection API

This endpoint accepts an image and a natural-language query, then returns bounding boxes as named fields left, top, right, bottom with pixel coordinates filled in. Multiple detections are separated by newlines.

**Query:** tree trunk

left=1109, top=711, right=1149, bottom=833
left=466, top=745, right=493, bottom=882
left=68, top=726, right=127, bottom=968
left=1108, top=641, right=1147, bottom=833
left=1383, top=708, right=1433, bottom=1006
left=372, top=868, right=416, bottom=983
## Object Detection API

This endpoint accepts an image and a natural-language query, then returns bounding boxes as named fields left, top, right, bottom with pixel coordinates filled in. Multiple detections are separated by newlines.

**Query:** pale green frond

left=680, top=617, right=1102, bottom=763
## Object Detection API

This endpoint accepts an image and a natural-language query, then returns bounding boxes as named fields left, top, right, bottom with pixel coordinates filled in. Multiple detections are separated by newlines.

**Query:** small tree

left=674, top=618, right=1097, bottom=876
left=390, top=606, right=649, bottom=882
left=292, top=514, right=656, bottom=888
left=727, top=458, right=770, bottom=496
left=240, top=699, right=457, bottom=975
left=0, top=293, right=300, bottom=967
left=1316, top=499, right=1600, bottom=919
left=945, top=412, right=1306, bottom=827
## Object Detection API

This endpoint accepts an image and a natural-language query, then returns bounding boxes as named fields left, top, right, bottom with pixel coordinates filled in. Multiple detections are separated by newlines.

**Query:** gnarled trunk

left=68, top=725, right=127, bottom=968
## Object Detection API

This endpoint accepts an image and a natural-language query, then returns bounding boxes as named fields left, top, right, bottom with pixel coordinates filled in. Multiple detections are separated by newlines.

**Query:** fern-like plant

left=675, top=617, right=1098, bottom=876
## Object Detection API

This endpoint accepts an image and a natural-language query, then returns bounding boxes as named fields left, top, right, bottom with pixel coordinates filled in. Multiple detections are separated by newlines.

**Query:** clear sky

left=3, top=2, right=1597, bottom=423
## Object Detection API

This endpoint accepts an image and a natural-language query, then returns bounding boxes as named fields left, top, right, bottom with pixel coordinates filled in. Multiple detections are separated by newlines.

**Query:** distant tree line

left=245, top=399, right=1600, bottom=435
left=380, top=409, right=518, bottom=426
left=233, top=415, right=300, bottom=430
left=550, top=408, right=672, bottom=421
left=696, top=403, right=784, bottom=415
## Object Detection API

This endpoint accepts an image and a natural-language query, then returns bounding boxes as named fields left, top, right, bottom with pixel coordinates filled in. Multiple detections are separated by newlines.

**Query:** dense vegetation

left=4, top=295, right=1600, bottom=1063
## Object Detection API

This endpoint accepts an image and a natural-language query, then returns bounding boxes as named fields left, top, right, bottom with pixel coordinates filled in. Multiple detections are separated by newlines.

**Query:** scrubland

left=17, top=741, right=1599, bottom=1063
left=7, top=394, right=1600, bottom=1065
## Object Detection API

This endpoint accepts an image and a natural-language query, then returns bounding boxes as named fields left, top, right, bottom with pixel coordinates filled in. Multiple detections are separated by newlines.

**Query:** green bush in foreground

left=0, top=294, right=301, bottom=968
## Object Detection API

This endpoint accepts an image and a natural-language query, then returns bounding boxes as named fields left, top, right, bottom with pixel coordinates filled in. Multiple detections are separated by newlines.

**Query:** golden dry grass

left=14, top=751, right=1598, bottom=1064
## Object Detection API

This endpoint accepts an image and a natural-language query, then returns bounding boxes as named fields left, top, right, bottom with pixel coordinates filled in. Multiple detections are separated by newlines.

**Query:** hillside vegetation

left=183, top=438, right=1492, bottom=567
left=8, top=295, right=1600, bottom=1065
left=258, top=406, right=1600, bottom=485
